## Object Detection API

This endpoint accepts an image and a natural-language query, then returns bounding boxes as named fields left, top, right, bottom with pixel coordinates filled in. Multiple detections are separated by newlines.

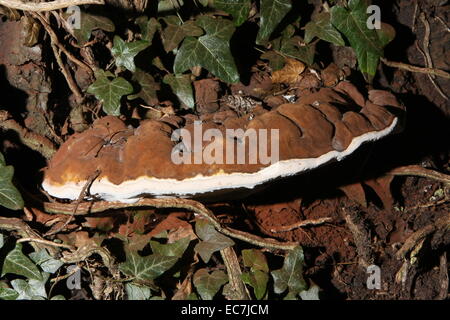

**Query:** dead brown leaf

left=271, top=58, right=306, bottom=84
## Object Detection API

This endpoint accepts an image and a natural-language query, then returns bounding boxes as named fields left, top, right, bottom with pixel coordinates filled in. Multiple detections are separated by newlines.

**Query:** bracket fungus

left=42, top=82, right=405, bottom=203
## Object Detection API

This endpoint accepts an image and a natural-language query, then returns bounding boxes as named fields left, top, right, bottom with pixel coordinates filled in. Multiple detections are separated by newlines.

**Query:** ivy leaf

left=0, top=287, right=19, bottom=300
left=0, top=234, right=4, bottom=249
left=241, top=270, right=268, bottom=300
left=271, top=246, right=307, bottom=295
left=158, top=0, right=184, bottom=12
left=161, top=20, right=203, bottom=52
left=1, top=243, right=43, bottom=281
left=29, top=249, right=63, bottom=274
left=163, top=74, right=195, bottom=109
left=149, top=237, right=191, bottom=258
left=304, top=12, right=345, bottom=46
left=214, top=0, right=251, bottom=26
left=330, top=0, right=389, bottom=76
left=193, top=269, right=228, bottom=300
left=10, top=274, right=49, bottom=300
left=125, top=283, right=152, bottom=300
left=70, top=11, right=115, bottom=45
left=136, top=16, right=160, bottom=42
left=194, top=219, right=234, bottom=263
left=119, top=251, right=179, bottom=282
left=87, top=70, right=133, bottom=116
left=128, top=69, right=160, bottom=105
left=50, top=295, right=66, bottom=300
left=260, top=51, right=285, bottom=71
left=242, top=249, right=269, bottom=272
left=256, top=0, right=292, bottom=45
left=279, top=36, right=315, bottom=66
left=111, top=36, right=150, bottom=72
left=174, top=16, right=239, bottom=83
left=299, top=284, right=320, bottom=300
left=0, top=152, right=24, bottom=210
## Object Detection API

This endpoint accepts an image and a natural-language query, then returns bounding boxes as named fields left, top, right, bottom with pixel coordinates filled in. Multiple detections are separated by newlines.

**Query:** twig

left=380, top=58, right=450, bottom=79
left=388, top=165, right=450, bottom=184
left=418, top=12, right=448, bottom=100
left=0, top=110, right=57, bottom=159
left=437, top=252, right=448, bottom=300
left=43, top=198, right=299, bottom=250
left=45, top=169, right=101, bottom=236
left=32, top=12, right=84, bottom=102
left=0, top=0, right=104, bottom=12
left=220, top=247, right=251, bottom=300
left=17, top=237, right=74, bottom=249
left=270, top=217, right=332, bottom=233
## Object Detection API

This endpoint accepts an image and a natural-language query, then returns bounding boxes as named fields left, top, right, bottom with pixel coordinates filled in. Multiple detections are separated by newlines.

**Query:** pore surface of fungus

left=42, top=82, right=405, bottom=202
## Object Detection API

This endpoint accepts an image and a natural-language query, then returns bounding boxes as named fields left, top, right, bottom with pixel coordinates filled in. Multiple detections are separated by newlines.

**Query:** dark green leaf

left=193, top=268, right=228, bottom=300
left=136, top=16, right=160, bottom=42
left=29, top=249, right=63, bottom=274
left=125, top=283, right=151, bottom=300
left=158, top=0, right=184, bottom=12
left=71, top=11, right=115, bottom=45
left=128, top=69, right=160, bottom=105
left=242, top=249, right=269, bottom=272
left=241, top=270, right=268, bottom=300
left=330, top=0, right=388, bottom=76
left=279, top=36, right=315, bottom=66
left=0, top=152, right=24, bottom=210
left=271, top=246, right=307, bottom=295
left=163, top=74, right=195, bottom=109
left=111, top=36, right=150, bottom=72
left=174, top=16, right=239, bottom=83
left=194, top=219, right=234, bottom=263
left=214, top=0, right=251, bottom=26
left=87, top=70, right=133, bottom=116
left=0, top=287, right=19, bottom=300
left=149, top=237, right=190, bottom=258
left=260, top=51, right=285, bottom=71
left=304, top=12, right=345, bottom=46
left=161, top=21, right=202, bottom=53
left=119, top=251, right=179, bottom=282
left=256, top=0, right=292, bottom=44
left=1, top=244, right=42, bottom=280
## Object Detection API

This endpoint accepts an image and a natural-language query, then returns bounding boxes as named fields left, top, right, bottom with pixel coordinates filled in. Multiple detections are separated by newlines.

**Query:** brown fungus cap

left=42, top=82, right=405, bottom=202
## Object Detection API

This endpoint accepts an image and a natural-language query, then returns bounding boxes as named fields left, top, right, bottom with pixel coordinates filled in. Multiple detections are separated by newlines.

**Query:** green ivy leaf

left=158, top=0, right=184, bottom=12
left=242, top=249, right=269, bottom=272
left=161, top=20, right=203, bottom=52
left=1, top=243, right=43, bottom=281
left=163, top=74, right=195, bottom=109
left=271, top=246, right=307, bottom=295
left=279, top=36, right=315, bottom=66
left=10, top=274, right=49, bottom=300
left=0, top=287, right=19, bottom=300
left=330, top=0, right=391, bottom=76
left=111, top=36, right=150, bottom=72
left=87, top=70, right=133, bottom=116
left=128, top=69, right=160, bottom=105
left=50, top=295, right=66, bottom=300
left=260, top=51, right=285, bottom=71
left=29, top=249, right=63, bottom=274
left=304, top=12, right=345, bottom=46
left=149, top=237, right=191, bottom=258
left=136, top=16, right=160, bottom=42
left=241, top=270, right=268, bottom=300
left=299, top=283, right=320, bottom=300
left=119, top=251, right=179, bottom=282
left=71, top=11, right=115, bottom=45
left=0, top=152, right=24, bottom=210
left=213, top=0, right=251, bottom=26
left=194, top=219, right=234, bottom=263
left=125, top=283, right=152, bottom=300
left=174, top=16, right=239, bottom=83
left=256, top=0, right=292, bottom=45
left=193, top=269, right=228, bottom=300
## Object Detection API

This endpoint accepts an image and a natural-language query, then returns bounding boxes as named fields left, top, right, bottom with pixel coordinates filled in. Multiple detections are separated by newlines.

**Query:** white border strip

left=42, top=118, right=398, bottom=202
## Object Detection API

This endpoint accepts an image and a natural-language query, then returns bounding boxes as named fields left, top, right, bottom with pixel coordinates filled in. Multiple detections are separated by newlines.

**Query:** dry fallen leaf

left=271, top=58, right=306, bottom=84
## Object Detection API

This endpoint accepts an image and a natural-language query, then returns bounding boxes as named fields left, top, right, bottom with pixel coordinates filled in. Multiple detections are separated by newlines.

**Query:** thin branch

left=0, top=110, right=57, bottom=159
left=380, top=58, right=450, bottom=79
left=388, top=165, right=450, bottom=185
left=17, top=237, right=74, bottom=249
left=43, top=198, right=299, bottom=250
left=0, top=0, right=104, bottom=12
